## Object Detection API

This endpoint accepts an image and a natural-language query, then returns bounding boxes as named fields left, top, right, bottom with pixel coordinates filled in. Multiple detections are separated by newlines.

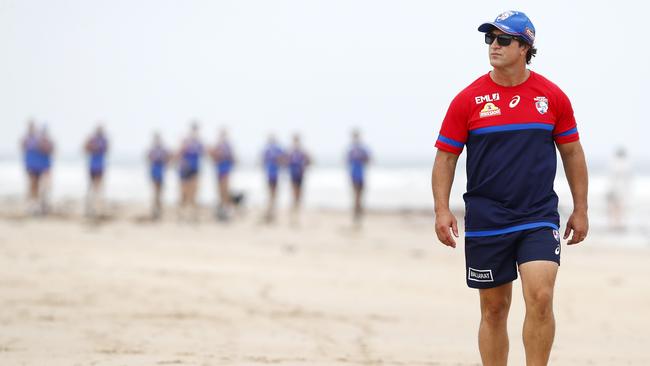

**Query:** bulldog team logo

left=496, top=11, right=515, bottom=21
left=534, top=96, right=549, bottom=114
left=479, top=102, right=501, bottom=118
left=553, top=230, right=561, bottom=255
left=553, top=229, right=560, bottom=242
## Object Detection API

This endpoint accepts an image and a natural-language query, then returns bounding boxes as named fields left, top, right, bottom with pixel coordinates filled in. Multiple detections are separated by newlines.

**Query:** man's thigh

left=479, top=282, right=513, bottom=312
left=519, top=261, right=559, bottom=302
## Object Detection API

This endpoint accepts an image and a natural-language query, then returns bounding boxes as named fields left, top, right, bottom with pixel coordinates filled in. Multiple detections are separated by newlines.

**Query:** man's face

left=487, top=29, right=528, bottom=68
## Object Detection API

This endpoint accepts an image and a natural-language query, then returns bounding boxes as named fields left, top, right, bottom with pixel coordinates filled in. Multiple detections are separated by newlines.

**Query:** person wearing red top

left=431, top=11, right=589, bottom=365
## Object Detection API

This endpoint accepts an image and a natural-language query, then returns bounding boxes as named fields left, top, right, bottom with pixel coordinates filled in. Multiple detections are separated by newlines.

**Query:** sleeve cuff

left=435, top=141, right=463, bottom=155
left=553, top=127, right=579, bottom=144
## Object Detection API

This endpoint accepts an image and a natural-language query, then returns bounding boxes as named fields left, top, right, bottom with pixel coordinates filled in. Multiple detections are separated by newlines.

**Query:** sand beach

left=0, top=207, right=648, bottom=365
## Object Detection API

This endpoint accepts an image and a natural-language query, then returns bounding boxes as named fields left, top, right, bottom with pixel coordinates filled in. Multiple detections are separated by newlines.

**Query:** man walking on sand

left=431, top=11, right=589, bottom=365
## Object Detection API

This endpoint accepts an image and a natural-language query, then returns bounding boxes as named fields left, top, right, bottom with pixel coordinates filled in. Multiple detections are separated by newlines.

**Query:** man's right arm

left=432, top=149, right=460, bottom=248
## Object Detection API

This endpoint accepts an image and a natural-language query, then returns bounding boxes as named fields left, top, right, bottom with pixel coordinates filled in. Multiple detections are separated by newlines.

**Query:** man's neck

left=490, top=66, right=530, bottom=87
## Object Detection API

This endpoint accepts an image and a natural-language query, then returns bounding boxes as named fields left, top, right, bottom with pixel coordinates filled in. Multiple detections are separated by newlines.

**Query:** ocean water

left=1, top=158, right=649, bottom=235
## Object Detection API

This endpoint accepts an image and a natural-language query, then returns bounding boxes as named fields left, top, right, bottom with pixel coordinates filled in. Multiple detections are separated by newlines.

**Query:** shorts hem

left=467, top=276, right=517, bottom=289
left=517, top=258, right=560, bottom=267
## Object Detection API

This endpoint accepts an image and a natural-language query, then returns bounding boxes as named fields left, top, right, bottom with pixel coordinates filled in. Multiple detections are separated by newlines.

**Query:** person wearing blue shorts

left=210, top=129, right=236, bottom=221
left=148, top=132, right=170, bottom=220
left=84, top=124, right=109, bottom=219
left=21, top=120, right=43, bottom=215
left=262, top=135, right=286, bottom=223
left=347, top=130, right=370, bottom=225
left=37, top=125, right=55, bottom=215
left=431, top=11, right=589, bottom=365
left=287, top=133, right=311, bottom=223
left=177, top=122, right=203, bottom=222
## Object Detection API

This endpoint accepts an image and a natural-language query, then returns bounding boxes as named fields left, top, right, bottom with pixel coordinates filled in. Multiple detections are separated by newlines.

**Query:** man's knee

left=525, top=288, right=554, bottom=319
left=481, top=295, right=511, bottom=326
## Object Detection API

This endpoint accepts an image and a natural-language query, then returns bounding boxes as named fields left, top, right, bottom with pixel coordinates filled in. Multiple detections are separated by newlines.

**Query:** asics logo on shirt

left=509, top=95, right=520, bottom=108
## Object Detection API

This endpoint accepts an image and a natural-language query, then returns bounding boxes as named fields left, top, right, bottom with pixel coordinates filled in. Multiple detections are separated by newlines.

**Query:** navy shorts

left=465, top=227, right=561, bottom=289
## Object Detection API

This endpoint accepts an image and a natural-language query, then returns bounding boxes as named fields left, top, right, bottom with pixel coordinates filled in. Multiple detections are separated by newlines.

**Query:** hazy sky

left=1, top=0, right=648, bottom=164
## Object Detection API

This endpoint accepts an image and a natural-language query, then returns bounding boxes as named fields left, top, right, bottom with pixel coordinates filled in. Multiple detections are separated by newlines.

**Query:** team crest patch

left=534, top=96, right=549, bottom=114
left=496, top=11, right=515, bottom=21
left=479, top=102, right=501, bottom=118
left=468, top=267, right=494, bottom=282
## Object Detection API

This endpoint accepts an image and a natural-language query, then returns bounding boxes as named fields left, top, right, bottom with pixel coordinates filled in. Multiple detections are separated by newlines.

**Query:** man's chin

left=489, top=59, right=502, bottom=68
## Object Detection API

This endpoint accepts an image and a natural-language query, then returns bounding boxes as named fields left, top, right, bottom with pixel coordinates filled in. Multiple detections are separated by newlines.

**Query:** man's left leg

left=519, top=260, right=558, bottom=366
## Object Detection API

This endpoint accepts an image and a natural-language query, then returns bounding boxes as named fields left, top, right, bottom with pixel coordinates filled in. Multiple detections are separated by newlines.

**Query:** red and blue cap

left=478, top=11, right=535, bottom=45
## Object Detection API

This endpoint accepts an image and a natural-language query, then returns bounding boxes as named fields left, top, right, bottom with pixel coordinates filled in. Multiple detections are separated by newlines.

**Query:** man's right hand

left=435, top=209, right=459, bottom=248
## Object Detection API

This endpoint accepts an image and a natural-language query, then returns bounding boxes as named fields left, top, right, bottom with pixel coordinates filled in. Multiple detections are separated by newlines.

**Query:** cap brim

left=477, top=22, right=517, bottom=36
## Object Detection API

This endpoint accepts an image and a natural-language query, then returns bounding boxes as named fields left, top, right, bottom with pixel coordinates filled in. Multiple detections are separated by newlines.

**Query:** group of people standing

left=21, top=121, right=372, bottom=225
left=259, top=129, right=371, bottom=224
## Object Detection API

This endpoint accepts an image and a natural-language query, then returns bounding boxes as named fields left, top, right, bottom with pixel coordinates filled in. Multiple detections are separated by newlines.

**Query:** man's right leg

left=479, top=282, right=513, bottom=366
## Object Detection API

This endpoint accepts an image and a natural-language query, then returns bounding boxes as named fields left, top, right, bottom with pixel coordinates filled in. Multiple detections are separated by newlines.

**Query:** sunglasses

left=484, top=33, right=522, bottom=47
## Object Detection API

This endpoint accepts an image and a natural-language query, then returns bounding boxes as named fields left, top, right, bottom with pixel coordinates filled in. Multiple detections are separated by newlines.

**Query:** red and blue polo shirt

left=435, top=70, right=579, bottom=237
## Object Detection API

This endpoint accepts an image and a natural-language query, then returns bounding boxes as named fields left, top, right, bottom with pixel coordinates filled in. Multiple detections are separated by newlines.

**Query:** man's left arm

left=557, top=141, right=589, bottom=245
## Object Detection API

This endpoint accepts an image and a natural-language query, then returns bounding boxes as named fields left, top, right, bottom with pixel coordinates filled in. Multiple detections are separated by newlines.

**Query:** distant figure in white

left=84, top=124, right=109, bottom=219
left=606, top=147, right=631, bottom=231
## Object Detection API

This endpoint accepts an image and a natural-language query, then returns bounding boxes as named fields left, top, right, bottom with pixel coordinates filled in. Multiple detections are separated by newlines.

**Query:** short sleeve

left=552, top=89, right=579, bottom=144
left=435, top=93, right=469, bottom=155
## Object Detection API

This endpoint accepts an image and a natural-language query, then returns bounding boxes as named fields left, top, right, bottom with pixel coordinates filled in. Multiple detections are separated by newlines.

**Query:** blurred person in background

left=347, top=129, right=370, bottom=226
left=21, top=120, right=43, bottom=215
left=37, top=124, right=55, bottom=215
left=262, top=134, right=286, bottom=223
left=606, top=147, right=631, bottom=231
left=148, top=132, right=171, bottom=220
left=84, top=124, right=109, bottom=219
left=287, top=133, right=311, bottom=225
left=177, top=122, right=203, bottom=222
left=210, top=128, right=236, bottom=222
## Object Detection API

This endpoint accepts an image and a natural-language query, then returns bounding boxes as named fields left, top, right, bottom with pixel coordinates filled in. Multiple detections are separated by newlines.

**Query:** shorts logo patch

left=468, top=267, right=494, bottom=282
left=552, top=229, right=560, bottom=243
left=555, top=245, right=561, bottom=255
left=479, top=103, right=501, bottom=118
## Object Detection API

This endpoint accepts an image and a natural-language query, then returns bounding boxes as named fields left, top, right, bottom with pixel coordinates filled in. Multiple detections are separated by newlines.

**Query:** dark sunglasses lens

left=496, top=35, right=513, bottom=46
left=485, top=34, right=495, bottom=45
left=497, top=34, right=512, bottom=47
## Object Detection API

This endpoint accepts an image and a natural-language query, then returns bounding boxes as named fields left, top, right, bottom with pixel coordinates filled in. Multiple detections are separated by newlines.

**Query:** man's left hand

left=564, top=210, right=589, bottom=245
